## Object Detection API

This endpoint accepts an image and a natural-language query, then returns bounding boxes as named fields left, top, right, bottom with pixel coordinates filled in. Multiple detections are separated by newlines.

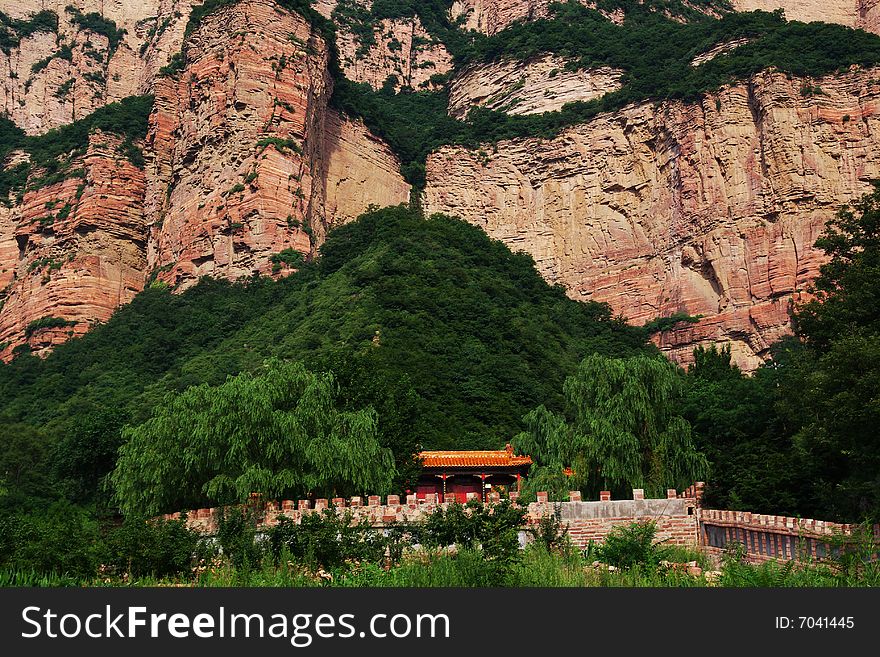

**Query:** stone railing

left=697, top=508, right=880, bottom=564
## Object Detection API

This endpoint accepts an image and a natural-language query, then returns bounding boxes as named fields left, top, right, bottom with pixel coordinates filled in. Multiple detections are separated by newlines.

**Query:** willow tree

left=513, top=353, right=708, bottom=499
left=111, top=359, right=395, bottom=515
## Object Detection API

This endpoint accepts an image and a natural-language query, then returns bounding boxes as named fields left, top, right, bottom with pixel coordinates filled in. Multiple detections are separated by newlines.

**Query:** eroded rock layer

left=424, top=67, right=880, bottom=370
left=0, top=132, right=147, bottom=360
left=145, top=0, right=331, bottom=288
left=1, top=0, right=409, bottom=356
left=1, top=0, right=194, bottom=135
left=450, top=0, right=880, bottom=34
left=448, top=55, right=623, bottom=118
left=314, top=0, right=452, bottom=90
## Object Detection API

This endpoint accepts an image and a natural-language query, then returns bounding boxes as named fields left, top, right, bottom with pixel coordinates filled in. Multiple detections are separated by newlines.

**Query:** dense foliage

left=680, top=185, right=880, bottom=522
left=786, top=185, right=880, bottom=520
left=514, top=353, right=708, bottom=499
left=0, top=10, right=58, bottom=54
left=111, top=359, right=395, bottom=514
left=0, top=205, right=648, bottom=515
left=333, top=3, right=880, bottom=186
left=163, top=1, right=880, bottom=187
left=680, top=343, right=809, bottom=514
left=64, top=6, right=126, bottom=53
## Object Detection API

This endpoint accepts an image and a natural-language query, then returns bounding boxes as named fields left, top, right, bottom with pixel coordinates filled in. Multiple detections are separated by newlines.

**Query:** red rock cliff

left=0, top=131, right=147, bottom=359
left=425, top=66, right=880, bottom=370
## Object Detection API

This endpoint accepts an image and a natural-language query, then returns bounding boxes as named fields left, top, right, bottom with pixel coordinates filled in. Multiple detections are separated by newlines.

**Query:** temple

left=414, top=444, right=533, bottom=502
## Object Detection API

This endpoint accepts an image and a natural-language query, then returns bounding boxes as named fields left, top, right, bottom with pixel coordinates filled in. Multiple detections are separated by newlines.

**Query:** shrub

left=528, top=512, right=570, bottom=553
left=595, top=520, right=671, bottom=569
left=102, top=515, right=204, bottom=579
left=643, top=312, right=703, bottom=334
left=270, top=248, right=305, bottom=272
left=267, top=510, right=388, bottom=571
left=0, top=503, right=99, bottom=578
left=421, top=499, right=526, bottom=570
left=24, top=316, right=76, bottom=337
left=216, top=506, right=264, bottom=571
left=64, top=6, right=126, bottom=53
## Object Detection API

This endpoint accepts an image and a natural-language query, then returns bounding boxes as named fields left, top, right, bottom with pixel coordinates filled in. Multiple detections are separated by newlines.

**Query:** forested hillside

left=0, top=206, right=648, bottom=510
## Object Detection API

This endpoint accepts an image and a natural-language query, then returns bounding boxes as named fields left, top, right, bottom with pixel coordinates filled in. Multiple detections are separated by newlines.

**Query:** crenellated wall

left=698, top=508, right=880, bottom=564
left=163, top=487, right=702, bottom=550
left=163, top=481, right=878, bottom=564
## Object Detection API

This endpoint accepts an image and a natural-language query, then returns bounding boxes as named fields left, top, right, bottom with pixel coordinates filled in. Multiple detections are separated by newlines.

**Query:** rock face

left=4, top=0, right=880, bottom=367
left=314, top=0, right=452, bottom=90
left=145, top=0, right=331, bottom=288
left=322, top=109, right=412, bottom=225
left=450, top=0, right=561, bottom=35
left=424, top=66, right=880, bottom=370
left=450, top=0, right=880, bottom=35
left=731, top=0, right=880, bottom=32
left=1, top=0, right=194, bottom=135
left=0, top=132, right=147, bottom=360
left=448, top=55, right=623, bottom=118
left=0, top=0, right=408, bottom=356
left=145, top=0, right=408, bottom=289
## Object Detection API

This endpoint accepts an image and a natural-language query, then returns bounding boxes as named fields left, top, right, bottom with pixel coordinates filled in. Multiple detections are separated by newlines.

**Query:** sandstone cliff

left=314, top=0, right=452, bottom=90
left=0, top=131, right=147, bottom=360
left=145, top=0, right=331, bottom=288
left=1, top=0, right=194, bottom=135
left=145, top=0, right=408, bottom=289
left=448, top=54, right=622, bottom=119
left=1, top=0, right=409, bottom=356
left=3, top=0, right=880, bottom=369
left=425, top=66, right=880, bottom=370
left=450, top=0, right=880, bottom=34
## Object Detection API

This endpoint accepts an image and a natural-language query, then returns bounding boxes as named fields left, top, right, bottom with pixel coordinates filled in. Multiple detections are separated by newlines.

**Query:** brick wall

left=162, top=484, right=878, bottom=564
left=162, top=488, right=701, bottom=550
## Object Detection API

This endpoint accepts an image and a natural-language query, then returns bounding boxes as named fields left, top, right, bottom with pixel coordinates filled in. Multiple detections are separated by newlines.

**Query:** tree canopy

left=787, top=184, right=880, bottom=520
left=111, top=359, right=394, bottom=515
left=514, top=353, right=708, bottom=499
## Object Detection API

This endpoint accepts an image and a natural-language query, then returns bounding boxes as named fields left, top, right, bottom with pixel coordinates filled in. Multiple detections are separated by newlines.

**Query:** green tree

left=514, top=353, right=708, bottom=499
left=788, top=183, right=880, bottom=520
left=111, top=359, right=395, bottom=515
left=51, top=407, right=127, bottom=505
left=0, top=422, right=54, bottom=510
left=681, top=344, right=808, bottom=515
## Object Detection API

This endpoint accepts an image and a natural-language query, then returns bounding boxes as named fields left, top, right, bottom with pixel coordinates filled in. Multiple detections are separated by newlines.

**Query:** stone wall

left=163, top=482, right=878, bottom=565
left=162, top=487, right=702, bottom=550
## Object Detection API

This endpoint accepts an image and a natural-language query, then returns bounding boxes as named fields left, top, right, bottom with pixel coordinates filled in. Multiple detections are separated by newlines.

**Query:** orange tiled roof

left=419, top=444, right=532, bottom=469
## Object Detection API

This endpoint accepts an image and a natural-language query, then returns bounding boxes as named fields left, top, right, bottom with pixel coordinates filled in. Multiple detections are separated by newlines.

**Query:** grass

left=5, top=543, right=877, bottom=588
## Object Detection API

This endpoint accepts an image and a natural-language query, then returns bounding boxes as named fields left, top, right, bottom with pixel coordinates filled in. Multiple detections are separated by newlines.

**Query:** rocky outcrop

left=0, top=0, right=409, bottom=357
left=314, top=0, right=452, bottom=90
left=1, top=0, right=193, bottom=135
left=690, top=38, right=753, bottom=67
left=0, top=132, right=147, bottom=359
left=448, top=54, right=622, bottom=118
left=731, top=0, right=880, bottom=32
left=145, top=0, right=409, bottom=289
left=322, top=109, right=411, bottom=225
left=145, top=0, right=331, bottom=288
left=424, top=66, right=880, bottom=370
left=450, top=0, right=560, bottom=35
left=450, top=0, right=880, bottom=35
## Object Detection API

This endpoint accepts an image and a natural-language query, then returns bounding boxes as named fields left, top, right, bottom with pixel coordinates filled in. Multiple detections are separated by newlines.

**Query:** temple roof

left=418, top=444, right=532, bottom=469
